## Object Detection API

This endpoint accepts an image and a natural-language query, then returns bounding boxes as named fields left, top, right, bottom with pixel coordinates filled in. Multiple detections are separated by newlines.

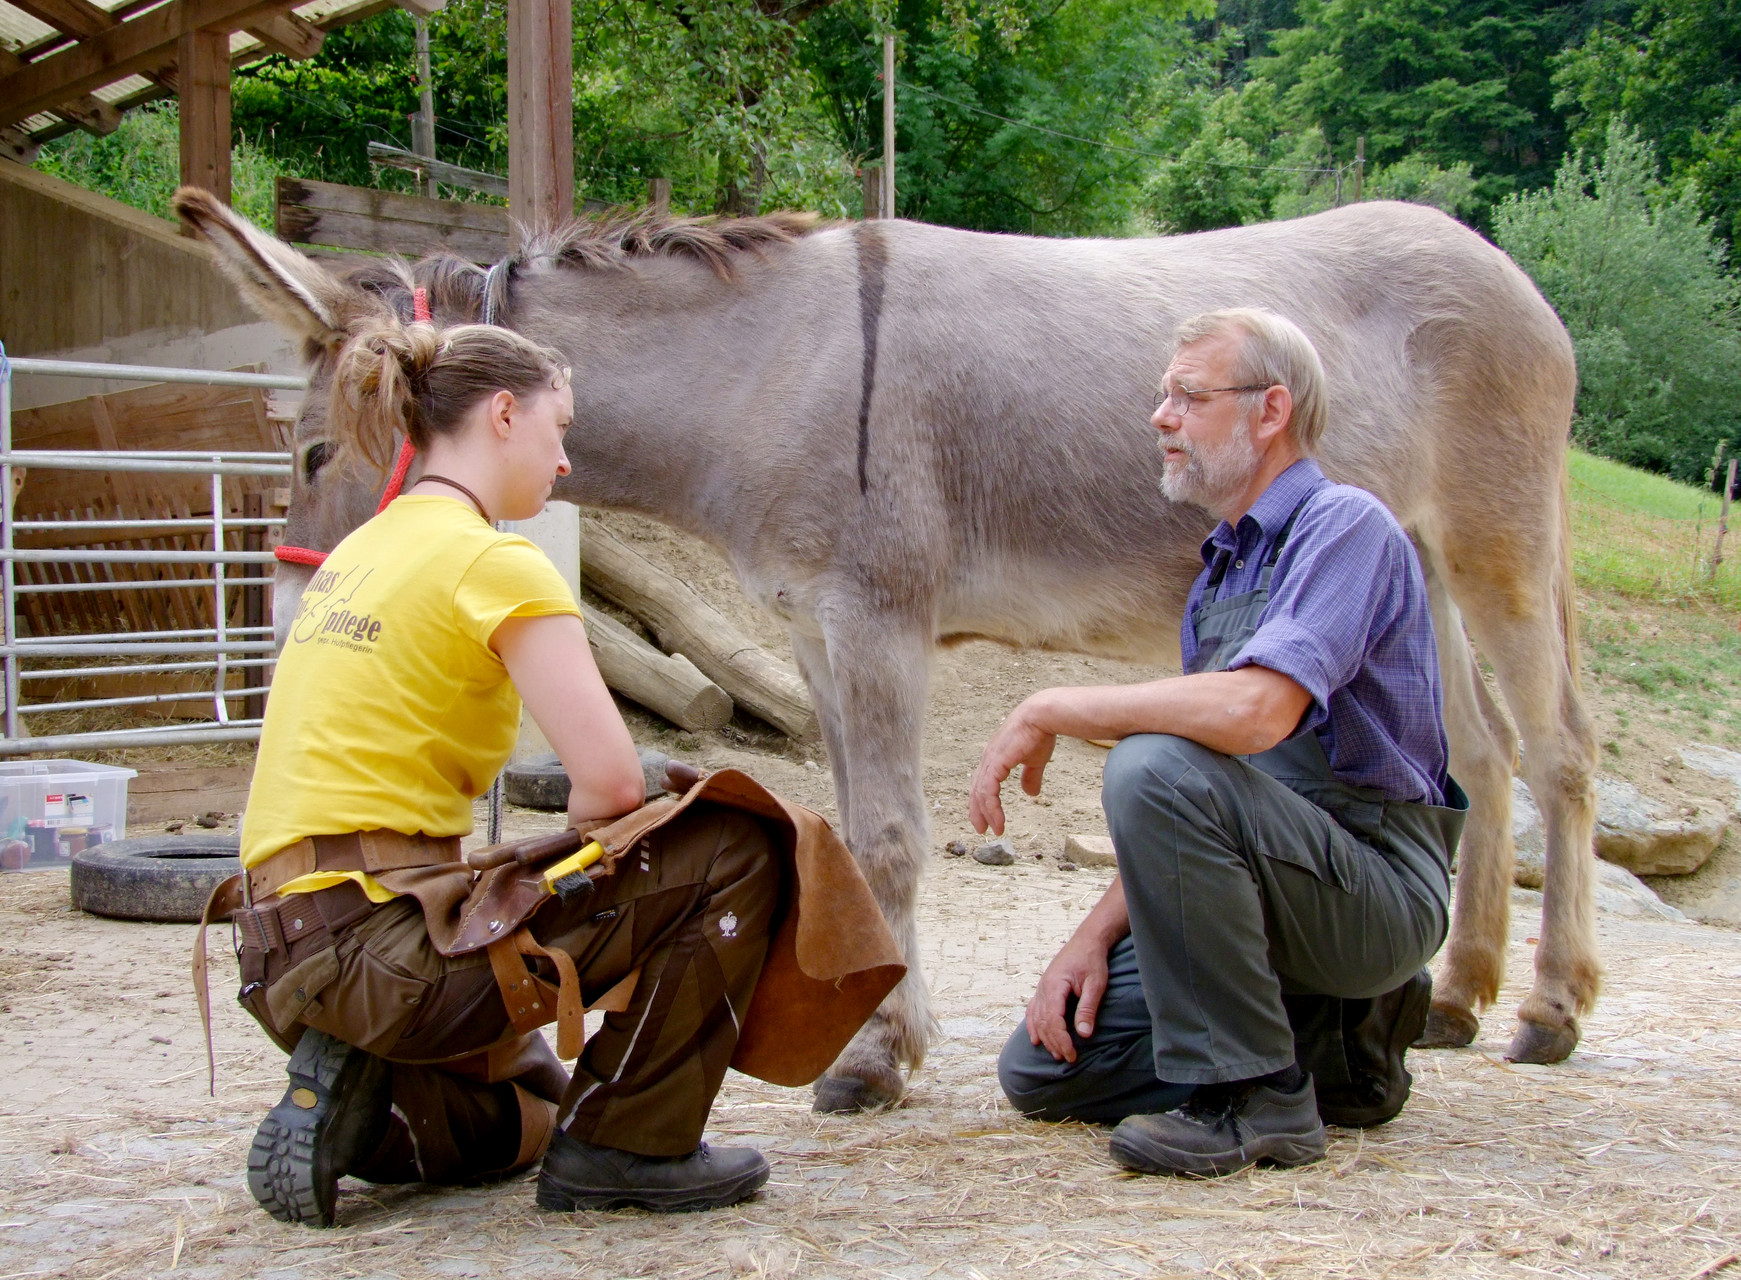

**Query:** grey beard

left=1159, top=421, right=1258, bottom=511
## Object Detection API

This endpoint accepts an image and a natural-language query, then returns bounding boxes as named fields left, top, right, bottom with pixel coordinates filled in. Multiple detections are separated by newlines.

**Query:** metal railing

left=0, top=347, right=305, bottom=756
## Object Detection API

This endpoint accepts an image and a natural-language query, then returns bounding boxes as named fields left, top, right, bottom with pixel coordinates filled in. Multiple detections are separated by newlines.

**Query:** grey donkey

left=176, top=188, right=1599, bottom=1111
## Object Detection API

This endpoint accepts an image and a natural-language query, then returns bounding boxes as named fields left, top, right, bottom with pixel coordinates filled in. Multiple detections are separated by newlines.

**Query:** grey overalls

left=999, top=495, right=1467, bottom=1125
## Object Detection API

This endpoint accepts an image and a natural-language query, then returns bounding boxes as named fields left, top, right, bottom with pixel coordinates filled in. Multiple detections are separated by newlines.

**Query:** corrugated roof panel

left=0, top=2, right=58, bottom=51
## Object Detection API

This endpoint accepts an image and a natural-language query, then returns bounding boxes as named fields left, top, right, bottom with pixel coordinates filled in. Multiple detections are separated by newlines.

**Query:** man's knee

left=1103, top=734, right=1237, bottom=826
left=997, top=1024, right=1067, bottom=1119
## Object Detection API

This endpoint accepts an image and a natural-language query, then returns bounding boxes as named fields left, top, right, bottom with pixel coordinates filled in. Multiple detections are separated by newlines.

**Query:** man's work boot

left=247, top=1030, right=393, bottom=1226
left=1109, top=1074, right=1328, bottom=1177
left=535, top=1131, right=770, bottom=1212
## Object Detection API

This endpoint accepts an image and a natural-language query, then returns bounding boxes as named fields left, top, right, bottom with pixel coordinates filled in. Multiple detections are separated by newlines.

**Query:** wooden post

left=177, top=27, right=230, bottom=206
left=1354, top=135, right=1365, bottom=202
left=507, top=0, right=574, bottom=241
left=412, top=17, right=438, bottom=200
left=1713, top=457, right=1738, bottom=582
left=861, top=165, right=881, bottom=219
left=242, top=490, right=265, bottom=722
left=647, top=176, right=670, bottom=215
left=882, top=32, right=896, bottom=220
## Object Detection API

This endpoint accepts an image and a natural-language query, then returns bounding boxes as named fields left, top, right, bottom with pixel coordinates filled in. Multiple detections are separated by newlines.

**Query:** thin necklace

left=412, top=475, right=492, bottom=524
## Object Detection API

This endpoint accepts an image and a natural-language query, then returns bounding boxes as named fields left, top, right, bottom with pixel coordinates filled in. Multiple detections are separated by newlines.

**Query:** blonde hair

left=329, top=322, right=571, bottom=471
left=1173, top=308, right=1328, bottom=454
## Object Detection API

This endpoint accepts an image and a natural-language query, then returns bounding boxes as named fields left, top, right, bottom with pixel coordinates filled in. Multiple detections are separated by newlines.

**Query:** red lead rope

left=273, top=288, right=430, bottom=568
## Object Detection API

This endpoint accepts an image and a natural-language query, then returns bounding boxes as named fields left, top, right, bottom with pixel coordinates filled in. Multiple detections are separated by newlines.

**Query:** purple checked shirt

left=1180, top=459, right=1451, bottom=804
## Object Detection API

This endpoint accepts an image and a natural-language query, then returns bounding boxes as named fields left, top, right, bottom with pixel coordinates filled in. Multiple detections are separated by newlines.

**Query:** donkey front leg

left=807, top=613, right=939, bottom=1113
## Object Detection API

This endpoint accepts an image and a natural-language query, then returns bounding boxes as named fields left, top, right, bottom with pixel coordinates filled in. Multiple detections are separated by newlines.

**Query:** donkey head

left=174, top=189, right=430, bottom=643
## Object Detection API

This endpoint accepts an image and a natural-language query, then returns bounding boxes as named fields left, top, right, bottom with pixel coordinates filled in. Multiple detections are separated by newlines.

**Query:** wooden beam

left=178, top=27, right=230, bottom=204
left=7, top=0, right=116, bottom=40
left=506, top=0, right=573, bottom=239
left=1, top=125, right=40, bottom=164
left=0, top=42, right=123, bottom=137
left=368, top=140, right=508, bottom=198
left=0, top=0, right=289, bottom=129
left=276, top=176, right=510, bottom=261
left=246, top=11, right=325, bottom=60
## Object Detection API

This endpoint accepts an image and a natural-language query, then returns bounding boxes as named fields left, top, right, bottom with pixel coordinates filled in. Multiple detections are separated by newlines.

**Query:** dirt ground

left=3, top=516, right=1741, bottom=1278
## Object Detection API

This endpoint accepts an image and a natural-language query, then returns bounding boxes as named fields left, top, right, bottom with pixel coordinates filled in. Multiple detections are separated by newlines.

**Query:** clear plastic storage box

left=0, top=759, right=137, bottom=872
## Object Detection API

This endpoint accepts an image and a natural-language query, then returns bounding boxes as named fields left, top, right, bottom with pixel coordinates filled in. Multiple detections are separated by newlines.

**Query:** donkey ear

left=174, top=187, right=375, bottom=351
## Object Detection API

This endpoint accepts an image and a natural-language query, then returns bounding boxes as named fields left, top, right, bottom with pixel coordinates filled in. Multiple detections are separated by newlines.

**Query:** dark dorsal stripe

left=853, top=223, right=889, bottom=496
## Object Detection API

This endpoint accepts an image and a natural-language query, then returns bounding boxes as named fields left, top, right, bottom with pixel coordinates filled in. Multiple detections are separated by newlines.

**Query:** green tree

left=804, top=0, right=1205, bottom=234
left=1249, top=0, right=1628, bottom=219
left=1492, top=120, right=1741, bottom=480
left=1553, top=0, right=1741, bottom=246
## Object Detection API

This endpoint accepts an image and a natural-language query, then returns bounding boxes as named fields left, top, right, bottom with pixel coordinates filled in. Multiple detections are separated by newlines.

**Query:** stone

left=944, top=839, right=969, bottom=858
left=1593, top=776, right=1725, bottom=876
left=1511, top=774, right=1725, bottom=880
left=1063, top=833, right=1118, bottom=868
left=972, top=839, right=1017, bottom=866
left=1592, top=859, right=1687, bottom=921
left=195, top=811, right=223, bottom=829
left=1679, top=744, right=1741, bottom=819
left=1057, top=861, right=1078, bottom=872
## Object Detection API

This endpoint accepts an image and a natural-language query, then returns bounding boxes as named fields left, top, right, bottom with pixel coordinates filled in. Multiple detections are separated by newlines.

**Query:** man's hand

left=1026, top=932, right=1112, bottom=1063
left=969, top=699, right=1057, bottom=835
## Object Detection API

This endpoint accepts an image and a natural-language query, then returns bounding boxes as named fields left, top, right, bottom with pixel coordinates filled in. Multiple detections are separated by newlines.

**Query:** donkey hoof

left=1505, top=1019, right=1578, bottom=1065
left=812, top=1071, right=903, bottom=1114
left=1414, top=1002, right=1480, bottom=1049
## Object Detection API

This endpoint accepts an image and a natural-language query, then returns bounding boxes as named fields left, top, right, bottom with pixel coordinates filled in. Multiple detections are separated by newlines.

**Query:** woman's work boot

left=247, top=1030, right=394, bottom=1226
left=535, top=1131, right=770, bottom=1212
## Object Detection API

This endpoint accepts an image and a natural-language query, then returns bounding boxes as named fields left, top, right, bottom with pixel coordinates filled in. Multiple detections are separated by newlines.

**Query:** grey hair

left=1172, top=308, right=1328, bottom=454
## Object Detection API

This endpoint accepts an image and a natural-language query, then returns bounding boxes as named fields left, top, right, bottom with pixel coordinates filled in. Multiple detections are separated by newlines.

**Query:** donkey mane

left=523, top=210, right=820, bottom=279
left=340, top=210, right=823, bottom=329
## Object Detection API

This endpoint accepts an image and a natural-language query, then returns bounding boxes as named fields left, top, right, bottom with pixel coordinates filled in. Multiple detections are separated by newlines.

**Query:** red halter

left=273, top=288, right=430, bottom=569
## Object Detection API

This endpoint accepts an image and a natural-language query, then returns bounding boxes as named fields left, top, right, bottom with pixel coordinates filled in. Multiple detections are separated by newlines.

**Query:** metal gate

left=0, top=347, right=304, bottom=756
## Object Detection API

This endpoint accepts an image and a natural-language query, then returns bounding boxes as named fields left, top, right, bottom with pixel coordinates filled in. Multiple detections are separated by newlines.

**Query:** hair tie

left=413, top=287, right=432, bottom=323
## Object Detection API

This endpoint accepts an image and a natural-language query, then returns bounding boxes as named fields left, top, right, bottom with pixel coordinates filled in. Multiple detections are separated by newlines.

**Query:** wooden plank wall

left=0, top=161, right=256, bottom=356
left=276, top=176, right=509, bottom=262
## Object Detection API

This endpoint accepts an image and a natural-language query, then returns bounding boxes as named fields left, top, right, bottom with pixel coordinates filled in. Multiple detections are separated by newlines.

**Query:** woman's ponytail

left=329, top=322, right=442, bottom=472
left=328, top=320, right=568, bottom=473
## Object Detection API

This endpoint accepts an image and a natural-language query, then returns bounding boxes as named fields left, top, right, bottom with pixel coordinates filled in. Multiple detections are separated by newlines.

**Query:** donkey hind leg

left=1413, top=549, right=1518, bottom=1049
left=1445, top=549, right=1600, bottom=1064
left=791, top=630, right=852, bottom=835
left=808, top=614, right=938, bottom=1114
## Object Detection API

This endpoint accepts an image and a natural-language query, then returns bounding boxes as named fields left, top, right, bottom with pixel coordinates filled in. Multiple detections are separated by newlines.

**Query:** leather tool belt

left=245, top=829, right=462, bottom=904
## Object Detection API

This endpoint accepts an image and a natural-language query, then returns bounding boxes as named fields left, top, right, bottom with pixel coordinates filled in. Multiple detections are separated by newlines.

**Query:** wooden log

left=578, top=520, right=818, bottom=740
left=581, top=602, right=732, bottom=732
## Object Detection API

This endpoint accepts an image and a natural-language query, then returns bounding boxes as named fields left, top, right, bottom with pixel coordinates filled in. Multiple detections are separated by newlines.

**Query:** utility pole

left=412, top=18, right=437, bottom=199
left=1354, top=135, right=1365, bottom=202
left=882, top=32, right=896, bottom=220
left=861, top=164, right=882, bottom=219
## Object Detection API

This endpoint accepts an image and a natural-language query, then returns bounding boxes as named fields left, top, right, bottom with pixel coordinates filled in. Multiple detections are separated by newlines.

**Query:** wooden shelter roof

left=0, top=0, right=438, bottom=154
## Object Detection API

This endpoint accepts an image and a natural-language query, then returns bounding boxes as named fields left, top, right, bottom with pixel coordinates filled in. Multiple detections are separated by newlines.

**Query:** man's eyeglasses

left=1153, top=383, right=1276, bottom=415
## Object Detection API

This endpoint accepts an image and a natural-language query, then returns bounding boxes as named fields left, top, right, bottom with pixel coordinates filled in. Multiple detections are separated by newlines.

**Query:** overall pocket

left=298, top=896, right=438, bottom=1057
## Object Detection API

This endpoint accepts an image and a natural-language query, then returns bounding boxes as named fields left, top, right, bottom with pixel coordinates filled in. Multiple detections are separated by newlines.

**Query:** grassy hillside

left=1569, top=448, right=1741, bottom=610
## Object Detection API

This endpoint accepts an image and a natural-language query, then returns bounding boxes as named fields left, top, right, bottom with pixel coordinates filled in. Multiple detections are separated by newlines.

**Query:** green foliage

left=1140, top=78, right=1478, bottom=231
left=1493, top=122, right=1741, bottom=483
left=804, top=0, right=1205, bottom=234
left=1247, top=0, right=1609, bottom=216
left=1553, top=0, right=1741, bottom=247
left=33, top=102, right=281, bottom=226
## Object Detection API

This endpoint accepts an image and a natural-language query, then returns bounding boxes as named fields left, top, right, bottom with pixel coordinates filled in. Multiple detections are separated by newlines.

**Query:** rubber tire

left=70, top=833, right=241, bottom=924
left=503, top=749, right=672, bottom=812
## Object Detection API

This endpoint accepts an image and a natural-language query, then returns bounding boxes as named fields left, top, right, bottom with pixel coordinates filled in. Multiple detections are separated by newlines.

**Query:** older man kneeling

left=969, top=309, right=1467, bottom=1177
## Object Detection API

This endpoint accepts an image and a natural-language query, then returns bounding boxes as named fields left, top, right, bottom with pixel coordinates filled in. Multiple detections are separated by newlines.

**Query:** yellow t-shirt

left=241, top=495, right=580, bottom=884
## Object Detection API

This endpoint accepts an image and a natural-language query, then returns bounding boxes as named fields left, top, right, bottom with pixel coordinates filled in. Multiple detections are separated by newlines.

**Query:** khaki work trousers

left=242, top=804, right=781, bottom=1182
